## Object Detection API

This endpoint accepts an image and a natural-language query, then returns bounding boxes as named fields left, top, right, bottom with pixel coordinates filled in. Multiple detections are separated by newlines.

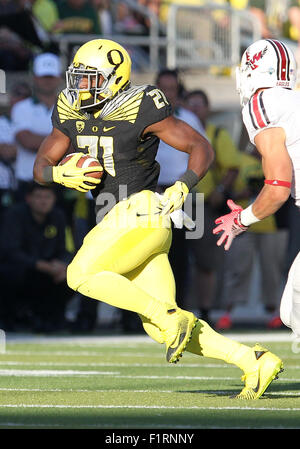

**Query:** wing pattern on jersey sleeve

left=99, top=86, right=145, bottom=124
left=51, top=90, right=87, bottom=137
left=56, top=90, right=87, bottom=123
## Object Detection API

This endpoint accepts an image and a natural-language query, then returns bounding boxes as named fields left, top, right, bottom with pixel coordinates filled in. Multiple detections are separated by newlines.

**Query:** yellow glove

left=160, top=181, right=189, bottom=215
left=52, top=153, right=102, bottom=193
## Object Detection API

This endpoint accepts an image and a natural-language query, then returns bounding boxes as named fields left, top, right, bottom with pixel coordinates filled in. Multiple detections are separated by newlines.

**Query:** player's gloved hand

left=212, top=199, right=248, bottom=250
left=155, top=193, right=195, bottom=229
left=52, top=153, right=102, bottom=193
left=170, top=209, right=195, bottom=230
left=160, top=181, right=189, bottom=215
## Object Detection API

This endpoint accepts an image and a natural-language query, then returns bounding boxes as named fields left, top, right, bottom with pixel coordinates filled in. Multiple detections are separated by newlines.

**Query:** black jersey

left=52, top=84, right=172, bottom=220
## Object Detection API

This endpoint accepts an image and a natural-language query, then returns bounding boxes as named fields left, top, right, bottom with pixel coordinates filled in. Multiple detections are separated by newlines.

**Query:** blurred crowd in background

left=4, top=0, right=300, bottom=72
left=0, top=0, right=300, bottom=335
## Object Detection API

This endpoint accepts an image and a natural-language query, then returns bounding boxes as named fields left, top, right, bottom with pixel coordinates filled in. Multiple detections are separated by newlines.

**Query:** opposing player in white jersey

left=213, top=38, right=300, bottom=339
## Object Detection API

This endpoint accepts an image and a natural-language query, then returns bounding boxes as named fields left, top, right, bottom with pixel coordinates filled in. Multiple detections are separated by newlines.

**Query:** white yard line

left=0, top=369, right=294, bottom=381
left=5, top=335, right=155, bottom=344
left=0, top=369, right=119, bottom=376
left=4, top=331, right=295, bottom=344
left=0, top=387, right=299, bottom=396
left=4, top=351, right=161, bottom=357
left=0, top=404, right=299, bottom=411
left=0, top=388, right=175, bottom=393
left=1, top=361, right=300, bottom=370
left=0, top=370, right=235, bottom=379
left=0, top=361, right=229, bottom=368
left=3, top=350, right=298, bottom=358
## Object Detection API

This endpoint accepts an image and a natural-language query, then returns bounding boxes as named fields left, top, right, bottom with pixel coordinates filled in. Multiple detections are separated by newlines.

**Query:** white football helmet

left=236, top=39, right=297, bottom=106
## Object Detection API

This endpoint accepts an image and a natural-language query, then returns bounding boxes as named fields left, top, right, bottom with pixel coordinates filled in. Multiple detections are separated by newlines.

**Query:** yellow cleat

left=163, top=309, right=197, bottom=364
left=233, top=344, right=283, bottom=399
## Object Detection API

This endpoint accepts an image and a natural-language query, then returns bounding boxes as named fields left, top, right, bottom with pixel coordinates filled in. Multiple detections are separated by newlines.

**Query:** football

left=59, top=152, right=103, bottom=180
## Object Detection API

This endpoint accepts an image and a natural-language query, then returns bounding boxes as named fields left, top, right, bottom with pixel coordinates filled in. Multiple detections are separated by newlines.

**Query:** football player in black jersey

left=34, top=40, right=280, bottom=397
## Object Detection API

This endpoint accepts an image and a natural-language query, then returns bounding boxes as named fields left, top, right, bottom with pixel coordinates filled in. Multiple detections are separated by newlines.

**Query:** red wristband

left=264, top=179, right=291, bottom=188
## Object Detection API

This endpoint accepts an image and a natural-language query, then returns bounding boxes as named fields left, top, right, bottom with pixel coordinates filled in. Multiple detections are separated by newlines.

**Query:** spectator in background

left=156, top=70, right=206, bottom=310
left=144, top=0, right=161, bottom=15
left=0, top=82, right=32, bottom=221
left=0, top=0, right=45, bottom=70
left=114, top=1, right=148, bottom=35
left=114, top=2, right=152, bottom=71
left=282, top=1, right=300, bottom=46
left=216, top=145, right=288, bottom=330
left=91, top=0, right=113, bottom=36
left=229, top=0, right=274, bottom=39
left=53, top=0, right=101, bottom=34
left=52, top=0, right=101, bottom=63
left=70, top=192, right=99, bottom=333
left=0, top=182, right=73, bottom=332
left=185, top=89, right=240, bottom=324
left=0, top=0, right=34, bottom=70
left=11, top=52, right=80, bottom=262
left=158, top=0, right=204, bottom=24
left=0, top=28, right=32, bottom=70
left=11, top=52, right=62, bottom=199
left=138, top=0, right=162, bottom=31
left=246, top=1, right=273, bottom=39
left=31, top=0, right=59, bottom=33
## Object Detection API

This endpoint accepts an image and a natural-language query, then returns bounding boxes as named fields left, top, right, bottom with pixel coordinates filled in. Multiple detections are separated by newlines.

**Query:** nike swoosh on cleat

left=103, top=126, right=115, bottom=132
left=166, top=332, right=186, bottom=363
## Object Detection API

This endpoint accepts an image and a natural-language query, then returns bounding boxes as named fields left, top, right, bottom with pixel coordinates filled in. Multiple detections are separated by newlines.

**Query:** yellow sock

left=77, top=270, right=174, bottom=331
left=187, top=320, right=253, bottom=372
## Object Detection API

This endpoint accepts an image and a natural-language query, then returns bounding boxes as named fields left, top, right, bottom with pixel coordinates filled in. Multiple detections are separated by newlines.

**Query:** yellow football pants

left=67, top=190, right=176, bottom=340
left=67, top=189, right=254, bottom=372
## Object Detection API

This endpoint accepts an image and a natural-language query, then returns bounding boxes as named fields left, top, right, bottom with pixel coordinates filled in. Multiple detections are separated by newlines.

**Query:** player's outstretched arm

left=144, top=116, right=214, bottom=214
left=33, top=127, right=101, bottom=192
left=213, top=127, right=292, bottom=250
left=248, top=127, right=292, bottom=220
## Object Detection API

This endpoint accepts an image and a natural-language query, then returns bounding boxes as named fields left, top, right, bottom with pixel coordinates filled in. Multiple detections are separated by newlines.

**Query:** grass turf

left=0, top=331, right=299, bottom=429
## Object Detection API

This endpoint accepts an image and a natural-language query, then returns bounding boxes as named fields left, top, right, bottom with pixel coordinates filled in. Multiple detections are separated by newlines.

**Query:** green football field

left=0, top=331, right=299, bottom=430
